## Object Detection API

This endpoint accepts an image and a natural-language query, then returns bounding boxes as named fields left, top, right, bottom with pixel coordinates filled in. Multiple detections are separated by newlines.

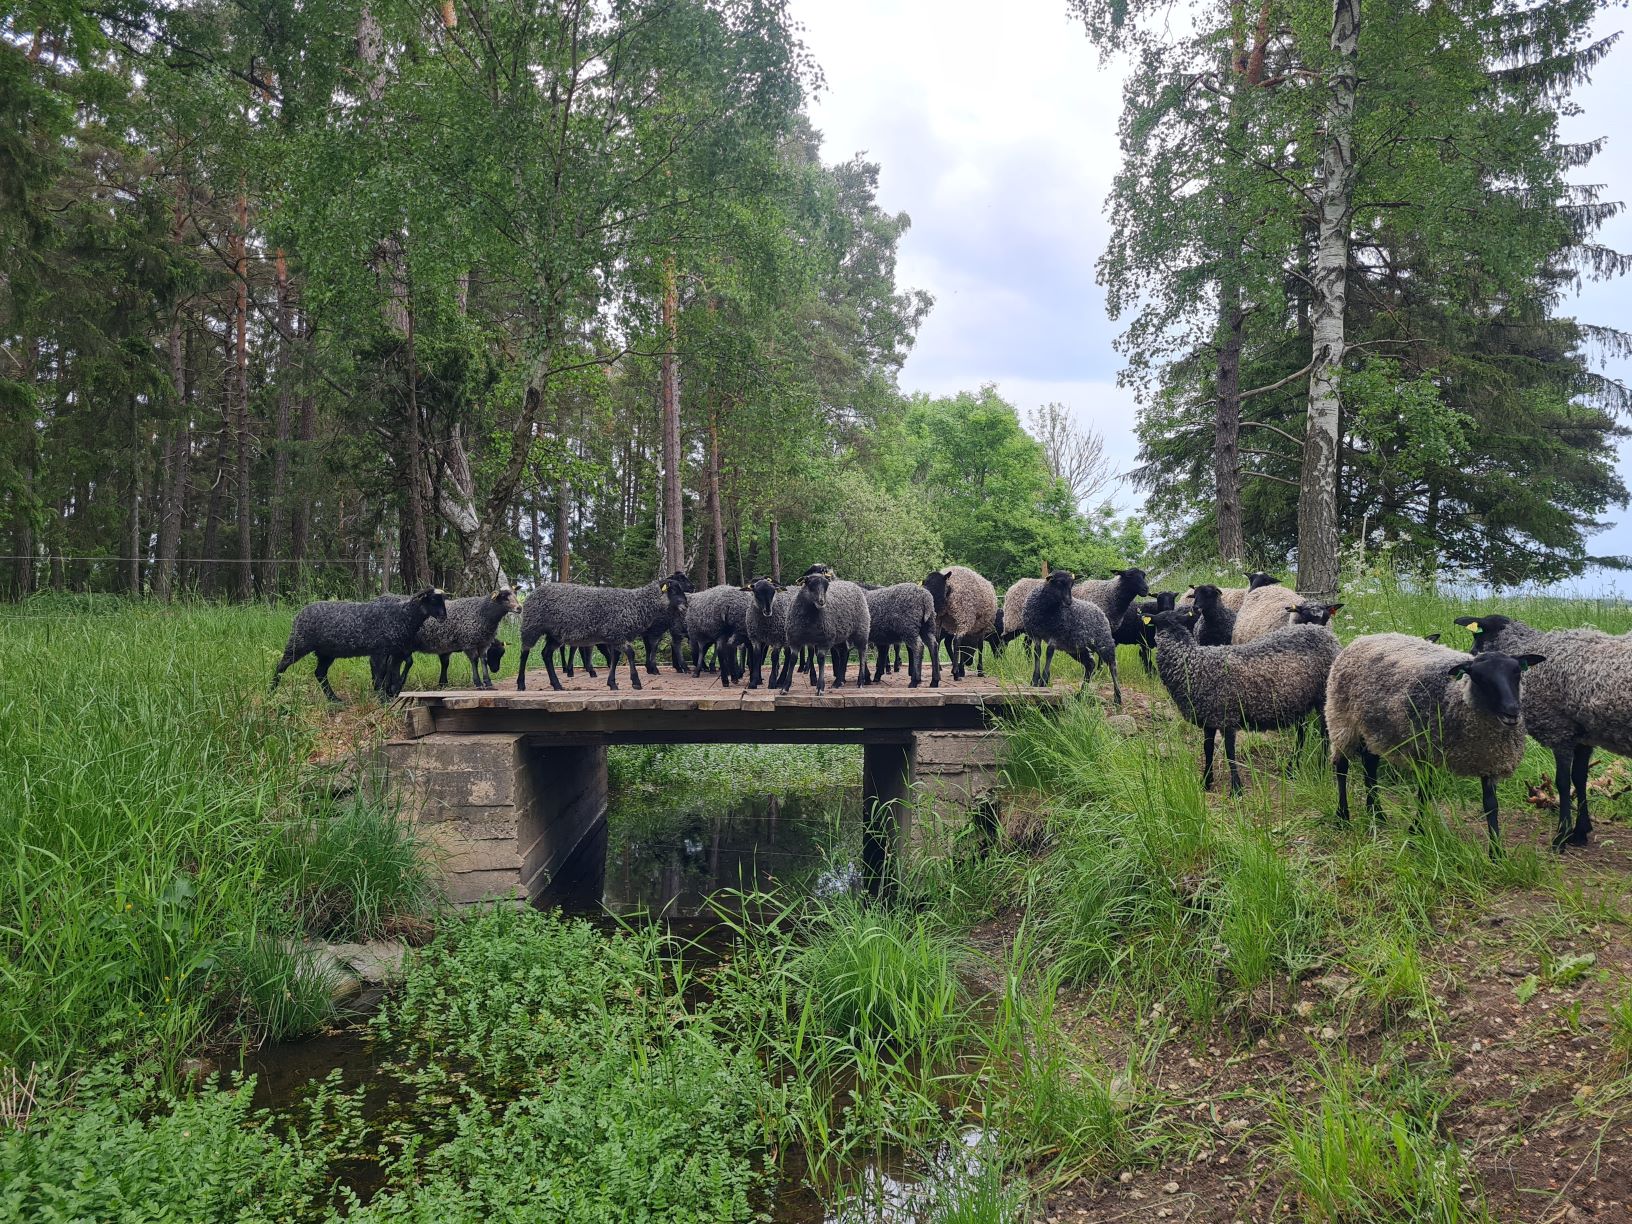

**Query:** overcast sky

left=792, top=0, right=1632, bottom=583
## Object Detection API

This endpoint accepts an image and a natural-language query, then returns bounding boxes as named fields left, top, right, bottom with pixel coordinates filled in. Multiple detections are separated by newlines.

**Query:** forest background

left=3, top=0, right=1628, bottom=602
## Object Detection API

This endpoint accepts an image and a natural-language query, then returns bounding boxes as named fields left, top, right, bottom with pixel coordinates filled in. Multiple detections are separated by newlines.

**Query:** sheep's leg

left=1104, top=649, right=1122, bottom=706
left=1361, top=749, right=1382, bottom=822
left=1202, top=727, right=1217, bottom=789
left=1224, top=727, right=1243, bottom=794
left=560, top=645, right=574, bottom=678
left=396, top=657, right=412, bottom=694
left=516, top=644, right=531, bottom=691
left=779, top=648, right=795, bottom=694
left=716, top=634, right=734, bottom=687
left=542, top=636, right=566, bottom=691
left=855, top=643, right=869, bottom=686
left=1567, top=744, right=1593, bottom=846
left=872, top=643, right=887, bottom=684
left=812, top=651, right=827, bottom=695
left=1334, top=754, right=1351, bottom=822
left=1550, top=747, right=1573, bottom=852
left=926, top=635, right=942, bottom=688
left=1138, top=641, right=1153, bottom=675
left=271, top=647, right=302, bottom=692
left=976, top=638, right=986, bottom=677
left=626, top=644, right=642, bottom=690
left=1039, top=643, right=1056, bottom=687
left=833, top=644, right=849, bottom=687
left=1481, top=775, right=1503, bottom=855
left=1288, top=722, right=1307, bottom=777
left=906, top=639, right=922, bottom=688
left=314, top=656, right=341, bottom=703
left=587, top=647, right=603, bottom=677
left=468, top=650, right=484, bottom=689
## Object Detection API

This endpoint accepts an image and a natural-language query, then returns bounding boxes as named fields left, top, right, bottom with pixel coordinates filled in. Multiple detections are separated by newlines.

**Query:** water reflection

left=538, top=787, right=862, bottom=919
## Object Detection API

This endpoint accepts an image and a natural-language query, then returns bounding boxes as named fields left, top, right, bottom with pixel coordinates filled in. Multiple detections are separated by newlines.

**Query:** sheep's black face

left=1119, top=567, right=1150, bottom=598
left=1247, top=571, right=1278, bottom=590
left=922, top=570, right=952, bottom=612
left=1454, top=614, right=1513, bottom=655
left=1191, top=583, right=1223, bottom=608
left=1291, top=602, right=1340, bottom=625
left=417, top=588, right=449, bottom=620
left=1450, top=651, right=1545, bottom=726
left=803, top=563, right=834, bottom=579
left=493, top=589, right=518, bottom=613
left=485, top=640, right=506, bottom=670
left=1153, top=591, right=1178, bottom=612
left=803, top=572, right=831, bottom=609
left=1147, top=608, right=1192, bottom=636
left=751, top=577, right=778, bottom=615
left=1044, top=570, right=1076, bottom=598
left=661, top=580, right=689, bottom=614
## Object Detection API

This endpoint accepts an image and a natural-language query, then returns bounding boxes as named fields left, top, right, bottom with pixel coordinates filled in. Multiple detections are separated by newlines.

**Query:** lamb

left=1182, top=571, right=1280, bottom=614
left=516, top=576, right=689, bottom=691
left=1189, top=584, right=1236, bottom=647
left=922, top=565, right=999, bottom=680
left=746, top=577, right=794, bottom=689
left=685, top=584, right=754, bottom=687
left=781, top=571, right=871, bottom=695
left=1020, top=569, right=1123, bottom=703
left=1455, top=613, right=1632, bottom=851
left=371, top=590, right=518, bottom=693
left=272, top=588, right=448, bottom=703
left=864, top=582, right=941, bottom=687
left=1147, top=609, right=1341, bottom=792
left=1325, top=633, right=1545, bottom=848
left=1114, top=590, right=1178, bottom=673
left=1233, top=583, right=1342, bottom=644
left=642, top=571, right=694, bottom=674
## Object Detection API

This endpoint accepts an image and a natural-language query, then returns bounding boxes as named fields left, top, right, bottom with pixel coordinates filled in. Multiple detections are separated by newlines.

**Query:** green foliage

left=1272, top=1056, right=1489, bottom=1222
left=0, top=599, right=433, bottom=1071
left=0, top=1065, right=358, bottom=1223
left=776, top=466, right=946, bottom=585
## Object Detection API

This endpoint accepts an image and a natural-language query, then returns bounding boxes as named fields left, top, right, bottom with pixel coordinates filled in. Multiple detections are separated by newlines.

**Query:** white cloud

left=795, top=0, right=1632, bottom=568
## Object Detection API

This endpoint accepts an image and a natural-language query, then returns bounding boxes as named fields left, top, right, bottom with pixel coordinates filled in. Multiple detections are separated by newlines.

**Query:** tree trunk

left=264, top=248, right=294, bottom=594
left=289, top=312, right=316, bottom=583
left=659, top=254, right=684, bottom=574
left=400, top=295, right=432, bottom=591
left=555, top=395, right=572, bottom=582
left=770, top=516, right=781, bottom=584
left=154, top=307, right=192, bottom=602
left=440, top=422, right=509, bottom=589
left=200, top=424, right=227, bottom=597
left=232, top=185, right=253, bottom=600
left=1296, top=0, right=1358, bottom=602
left=708, top=413, right=727, bottom=587
left=127, top=393, right=142, bottom=594
left=1214, top=279, right=1247, bottom=564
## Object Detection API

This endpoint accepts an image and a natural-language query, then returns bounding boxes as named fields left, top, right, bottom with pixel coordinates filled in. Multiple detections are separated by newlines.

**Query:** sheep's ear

left=1424, top=632, right=1441, bottom=643
left=1447, top=661, right=1471, bottom=679
left=1326, top=604, right=1343, bottom=616
left=1453, top=616, right=1481, bottom=630
left=1284, top=604, right=1297, bottom=612
left=1517, top=653, right=1546, bottom=670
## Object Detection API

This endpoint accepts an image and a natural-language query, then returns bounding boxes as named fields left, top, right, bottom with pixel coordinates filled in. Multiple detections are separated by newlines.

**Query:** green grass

left=0, top=596, right=434, bottom=1073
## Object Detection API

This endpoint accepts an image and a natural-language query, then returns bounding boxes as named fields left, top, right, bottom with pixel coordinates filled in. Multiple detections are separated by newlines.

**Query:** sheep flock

left=270, top=562, right=1630, bottom=855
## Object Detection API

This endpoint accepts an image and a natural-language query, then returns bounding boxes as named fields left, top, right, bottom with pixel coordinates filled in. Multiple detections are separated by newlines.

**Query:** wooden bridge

left=385, top=673, right=1070, bottom=905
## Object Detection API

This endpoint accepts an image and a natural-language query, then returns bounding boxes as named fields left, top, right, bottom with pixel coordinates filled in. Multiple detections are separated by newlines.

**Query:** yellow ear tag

left=1471, top=624, right=1482, bottom=634
left=1141, top=615, right=1152, bottom=625
left=660, top=582, right=669, bottom=594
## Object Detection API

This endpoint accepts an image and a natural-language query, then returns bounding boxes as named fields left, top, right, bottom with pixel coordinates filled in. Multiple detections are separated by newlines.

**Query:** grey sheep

left=272, top=588, right=448, bottom=703
left=517, top=576, right=689, bottom=691
left=1148, top=609, right=1340, bottom=792
left=1071, top=567, right=1152, bottom=622
left=922, top=565, right=998, bottom=680
left=1021, top=569, right=1123, bottom=703
left=1326, top=632, right=1545, bottom=849
left=746, top=577, right=795, bottom=689
left=370, top=590, right=518, bottom=693
left=865, top=582, right=942, bottom=687
left=1457, top=613, right=1632, bottom=851
left=686, top=584, right=754, bottom=687
left=1233, top=583, right=1343, bottom=644
left=1189, top=584, right=1237, bottom=647
left=782, top=571, right=871, bottom=695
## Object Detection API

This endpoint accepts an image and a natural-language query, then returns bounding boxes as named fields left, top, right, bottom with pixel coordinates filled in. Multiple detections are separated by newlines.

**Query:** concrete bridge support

left=385, top=728, right=1003, bottom=907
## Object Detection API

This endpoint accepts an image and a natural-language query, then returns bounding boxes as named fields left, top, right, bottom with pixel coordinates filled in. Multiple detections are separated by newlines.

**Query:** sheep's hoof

left=1564, top=827, right=1592, bottom=847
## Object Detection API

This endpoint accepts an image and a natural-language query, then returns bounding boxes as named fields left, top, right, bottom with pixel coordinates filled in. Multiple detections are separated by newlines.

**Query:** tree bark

left=440, top=422, right=509, bottom=589
left=659, top=253, right=684, bottom=575
left=400, top=291, right=432, bottom=591
left=1214, top=279, right=1247, bottom=564
left=555, top=394, right=572, bottom=583
left=264, top=248, right=294, bottom=594
left=289, top=311, right=316, bottom=583
left=770, top=516, right=781, bottom=584
left=1296, top=0, right=1359, bottom=602
left=154, top=303, right=192, bottom=601
left=127, top=393, right=142, bottom=594
left=231, top=185, right=253, bottom=600
left=708, top=413, right=727, bottom=587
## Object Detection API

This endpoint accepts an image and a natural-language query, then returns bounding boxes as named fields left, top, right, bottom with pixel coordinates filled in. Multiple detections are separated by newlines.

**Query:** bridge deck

left=397, top=672, right=1072, bottom=742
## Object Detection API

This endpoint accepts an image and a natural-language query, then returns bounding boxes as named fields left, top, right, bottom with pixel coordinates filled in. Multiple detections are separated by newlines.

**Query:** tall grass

left=0, top=596, right=433, bottom=1072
